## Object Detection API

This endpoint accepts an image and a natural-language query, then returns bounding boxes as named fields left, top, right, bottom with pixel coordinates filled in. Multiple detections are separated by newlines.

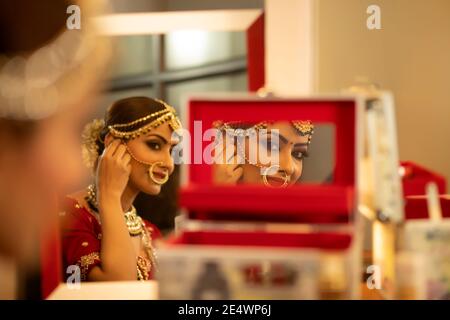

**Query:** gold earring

left=262, top=165, right=290, bottom=188
left=148, top=162, right=169, bottom=185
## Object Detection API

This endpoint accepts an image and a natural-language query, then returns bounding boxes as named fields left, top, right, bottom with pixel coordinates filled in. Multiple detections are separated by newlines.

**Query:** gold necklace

left=85, top=184, right=143, bottom=236
left=124, top=207, right=144, bottom=236
left=137, top=223, right=158, bottom=280
left=85, top=184, right=158, bottom=280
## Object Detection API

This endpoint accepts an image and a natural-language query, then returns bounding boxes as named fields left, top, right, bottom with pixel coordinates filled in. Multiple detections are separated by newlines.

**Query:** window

left=102, top=31, right=248, bottom=113
left=94, top=31, right=249, bottom=232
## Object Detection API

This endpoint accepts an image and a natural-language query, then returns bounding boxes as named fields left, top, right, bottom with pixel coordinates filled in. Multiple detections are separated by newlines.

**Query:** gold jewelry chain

left=107, top=99, right=181, bottom=140
left=125, top=145, right=169, bottom=185
left=236, top=141, right=290, bottom=188
left=86, top=184, right=143, bottom=236
left=85, top=184, right=158, bottom=279
left=215, top=120, right=314, bottom=143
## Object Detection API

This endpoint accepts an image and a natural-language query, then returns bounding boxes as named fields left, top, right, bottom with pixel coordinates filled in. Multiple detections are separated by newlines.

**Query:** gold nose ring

left=149, top=161, right=169, bottom=185
left=262, top=165, right=290, bottom=188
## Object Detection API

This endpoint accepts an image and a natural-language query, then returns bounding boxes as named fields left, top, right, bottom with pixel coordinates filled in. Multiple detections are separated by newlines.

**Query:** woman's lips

left=152, top=172, right=167, bottom=180
left=265, top=175, right=288, bottom=187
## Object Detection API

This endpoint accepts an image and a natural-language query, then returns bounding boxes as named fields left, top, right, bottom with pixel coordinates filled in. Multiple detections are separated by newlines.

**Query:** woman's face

left=240, top=121, right=310, bottom=187
left=125, top=122, right=179, bottom=195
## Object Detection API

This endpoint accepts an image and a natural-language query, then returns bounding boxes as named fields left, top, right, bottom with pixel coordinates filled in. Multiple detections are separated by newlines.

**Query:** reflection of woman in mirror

left=213, top=121, right=314, bottom=188
left=62, top=97, right=181, bottom=282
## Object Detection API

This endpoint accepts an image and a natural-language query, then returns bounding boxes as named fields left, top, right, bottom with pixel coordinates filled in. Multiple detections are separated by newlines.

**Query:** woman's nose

left=161, top=149, right=175, bottom=174
left=279, top=151, right=295, bottom=177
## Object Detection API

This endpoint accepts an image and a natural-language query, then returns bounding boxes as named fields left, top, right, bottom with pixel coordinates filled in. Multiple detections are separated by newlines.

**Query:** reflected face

left=125, top=122, right=179, bottom=195
left=240, top=122, right=311, bottom=187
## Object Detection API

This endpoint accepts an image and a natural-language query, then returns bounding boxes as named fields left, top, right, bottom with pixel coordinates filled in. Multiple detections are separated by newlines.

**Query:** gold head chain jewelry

left=214, top=120, right=314, bottom=141
left=85, top=184, right=143, bottom=236
left=108, top=99, right=182, bottom=140
left=107, top=99, right=181, bottom=185
left=213, top=120, right=314, bottom=188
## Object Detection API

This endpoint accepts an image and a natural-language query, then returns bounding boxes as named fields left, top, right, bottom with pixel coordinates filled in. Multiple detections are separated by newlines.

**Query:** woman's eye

left=292, top=150, right=307, bottom=160
left=146, top=141, right=161, bottom=150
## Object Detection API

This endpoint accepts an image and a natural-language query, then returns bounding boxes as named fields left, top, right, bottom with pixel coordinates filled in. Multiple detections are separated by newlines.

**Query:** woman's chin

left=142, top=183, right=162, bottom=195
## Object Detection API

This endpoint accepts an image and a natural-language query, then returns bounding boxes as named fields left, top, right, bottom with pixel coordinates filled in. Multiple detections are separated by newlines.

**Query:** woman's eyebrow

left=146, top=133, right=168, bottom=144
left=265, top=131, right=309, bottom=147
left=264, top=130, right=289, bottom=144
left=147, top=133, right=180, bottom=146
left=293, top=143, right=309, bottom=148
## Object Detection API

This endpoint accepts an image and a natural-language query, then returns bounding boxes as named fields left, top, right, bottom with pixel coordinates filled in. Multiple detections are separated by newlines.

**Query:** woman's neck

left=121, top=184, right=139, bottom=212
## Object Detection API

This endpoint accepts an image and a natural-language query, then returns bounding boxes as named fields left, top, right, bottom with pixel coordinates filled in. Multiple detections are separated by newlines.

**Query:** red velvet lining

left=181, top=184, right=353, bottom=223
left=167, top=230, right=352, bottom=250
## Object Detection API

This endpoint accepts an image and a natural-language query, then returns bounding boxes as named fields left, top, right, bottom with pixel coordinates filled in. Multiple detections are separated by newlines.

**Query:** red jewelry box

left=157, top=94, right=364, bottom=299
left=179, top=94, right=362, bottom=224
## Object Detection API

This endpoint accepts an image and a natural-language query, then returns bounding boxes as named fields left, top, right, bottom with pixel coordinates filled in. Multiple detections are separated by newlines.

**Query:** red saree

left=60, top=197, right=161, bottom=281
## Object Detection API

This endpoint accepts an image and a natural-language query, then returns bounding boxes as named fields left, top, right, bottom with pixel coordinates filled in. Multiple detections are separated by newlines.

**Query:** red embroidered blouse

left=60, top=197, right=161, bottom=281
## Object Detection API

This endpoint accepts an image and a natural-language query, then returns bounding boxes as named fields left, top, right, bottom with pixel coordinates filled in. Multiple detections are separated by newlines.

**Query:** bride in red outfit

left=61, top=96, right=181, bottom=282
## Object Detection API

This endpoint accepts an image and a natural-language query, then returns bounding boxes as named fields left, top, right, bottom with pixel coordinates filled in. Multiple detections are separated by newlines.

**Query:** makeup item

left=402, top=183, right=450, bottom=299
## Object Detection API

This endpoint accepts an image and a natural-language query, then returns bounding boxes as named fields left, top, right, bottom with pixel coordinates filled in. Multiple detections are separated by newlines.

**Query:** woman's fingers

left=228, top=165, right=243, bottom=183
left=213, top=140, right=227, bottom=163
left=105, top=139, right=121, bottom=158
left=122, top=153, right=131, bottom=165
left=113, top=143, right=127, bottom=159
left=214, top=134, right=240, bottom=164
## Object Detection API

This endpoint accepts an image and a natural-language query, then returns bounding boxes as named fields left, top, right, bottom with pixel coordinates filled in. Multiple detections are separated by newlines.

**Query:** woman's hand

left=212, top=135, right=243, bottom=185
left=96, top=139, right=132, bottom=204
left=89, top=139, right=137, bottom=281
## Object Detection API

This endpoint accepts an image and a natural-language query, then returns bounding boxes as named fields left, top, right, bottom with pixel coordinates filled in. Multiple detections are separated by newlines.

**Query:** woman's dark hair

left=0, top=0, right=70, bottom=140
left=96, top=96, right=167, bottom=156
left=0, top=0, right=68, bottom=54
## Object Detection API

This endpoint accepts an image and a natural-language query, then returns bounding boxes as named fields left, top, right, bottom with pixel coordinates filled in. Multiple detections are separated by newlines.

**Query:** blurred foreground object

left=47, top=281, right=158, bottom=300
left=0, top=0, right=111, bottom=299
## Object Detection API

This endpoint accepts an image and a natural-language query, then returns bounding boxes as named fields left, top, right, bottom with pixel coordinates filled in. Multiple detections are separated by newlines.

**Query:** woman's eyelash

left=292, top=150, right=309, bottom=159
left=146, top=141, right=161, bottom=150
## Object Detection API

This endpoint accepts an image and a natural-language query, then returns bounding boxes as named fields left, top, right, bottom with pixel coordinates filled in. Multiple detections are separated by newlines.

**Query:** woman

left=212, top=120, right=314, bottom=188
left=61, top=97, right=182, bottom=282
left=0, top=0, right=110, bottom=298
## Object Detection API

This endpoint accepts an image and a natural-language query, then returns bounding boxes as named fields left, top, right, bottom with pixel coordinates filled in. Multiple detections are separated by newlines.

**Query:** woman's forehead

left=266, top=121, right=309, bottom=143
left=142, top=122, right=180, bottom=144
